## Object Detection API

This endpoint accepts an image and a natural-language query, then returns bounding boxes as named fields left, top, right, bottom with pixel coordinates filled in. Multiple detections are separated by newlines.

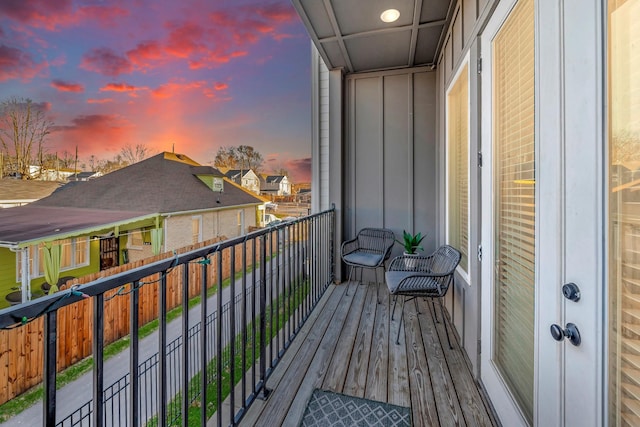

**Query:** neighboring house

left=296, top=188, right=311, bottom=204
left=0, top=152, right=263, bottom=307
left=27, top=165, right=79, bottom=181
left=0, top=179, right=63, bottom=208
left=68, top=171, right=102, bottom=181
left=224, top=169, right=261, bottom=194
left=260, top=175, right=291, bottom=196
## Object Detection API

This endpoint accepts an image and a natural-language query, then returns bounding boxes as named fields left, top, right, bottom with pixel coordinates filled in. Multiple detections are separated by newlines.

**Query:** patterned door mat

left=299, top=389, right=412, bottom=427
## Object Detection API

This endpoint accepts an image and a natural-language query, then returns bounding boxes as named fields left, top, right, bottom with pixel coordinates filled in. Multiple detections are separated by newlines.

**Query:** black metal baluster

left=216, top=250, right=223, bottom=427
left=43, top=310, right=57, bottom=427
left=181, top=266, right=189, bottom=427
left=275, top=228, right=281, bottom=357
left=229, top=244, right=236, bottom=425
left=258, top=234, right=270, bottom=400
left=158, top=271, right=168, bottom=427
left=268, top=231, right=274, bottom=368
left=200, top=257, right=208, bottom=425
left=241, top=240, right=248, bottom=414
left=251, top=238, right=257, bottom=395
left=276, top=230, right=286, bottom=356
left=93, top=294, right=104, bottom=427
left=130, top=281, right=140, bottom=427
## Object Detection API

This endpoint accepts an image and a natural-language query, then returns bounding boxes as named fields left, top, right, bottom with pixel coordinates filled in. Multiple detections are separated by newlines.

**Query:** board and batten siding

left=344, top=69, right=438, bottom=258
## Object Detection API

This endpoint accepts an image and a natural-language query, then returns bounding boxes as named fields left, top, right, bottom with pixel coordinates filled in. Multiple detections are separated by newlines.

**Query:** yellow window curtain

left=151, top=228, right=163, bottom=256
left=43, top=243, right=61, bottom=292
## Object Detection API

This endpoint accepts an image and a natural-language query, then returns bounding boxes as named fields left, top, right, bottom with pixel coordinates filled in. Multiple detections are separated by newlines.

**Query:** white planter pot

left=403, top=252, right=420, bottom=269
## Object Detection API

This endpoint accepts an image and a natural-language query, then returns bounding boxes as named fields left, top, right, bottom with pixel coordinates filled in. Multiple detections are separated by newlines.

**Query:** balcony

left=0, top=209, right=495, bottom=426
left=239, top=282, right=496, bottom=426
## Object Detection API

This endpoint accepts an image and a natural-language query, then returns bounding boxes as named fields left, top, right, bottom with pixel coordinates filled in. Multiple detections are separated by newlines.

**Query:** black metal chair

left=385, top=245, right=461, bottom=347
left=340, top=228, right=395, bottom=303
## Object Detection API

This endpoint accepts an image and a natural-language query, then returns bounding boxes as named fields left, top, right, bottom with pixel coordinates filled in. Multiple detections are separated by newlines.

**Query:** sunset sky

left=0, top=0, right=312, bottom=181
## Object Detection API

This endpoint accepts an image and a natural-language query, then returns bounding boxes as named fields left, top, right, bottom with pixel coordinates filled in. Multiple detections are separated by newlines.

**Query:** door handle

left=562, top=282, right=581, bottom=302
left=550, top=323, right=581, bottom=346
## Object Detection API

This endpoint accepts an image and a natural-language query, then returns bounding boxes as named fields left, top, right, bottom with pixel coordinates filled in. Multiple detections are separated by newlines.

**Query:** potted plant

left=397, top=230, right=426, bottom=268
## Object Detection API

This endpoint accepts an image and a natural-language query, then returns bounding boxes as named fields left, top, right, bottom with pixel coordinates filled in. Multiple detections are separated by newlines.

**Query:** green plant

left=396, top=230, right=425, bottom=254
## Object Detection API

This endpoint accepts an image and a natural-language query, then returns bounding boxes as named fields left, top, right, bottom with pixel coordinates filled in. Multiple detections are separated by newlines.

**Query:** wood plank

left=248, top=284, right=350, bottom=426
left=388, top=294, right=410, bottom=408
left=321, top=282, right=368, bottom=393
left=279, top=283, right=363, bottom=426
left=342, top=285, right=377, bottom=398
left=414, top=299, right=465, bottom=427
left=365, top=283, right=389, bottom=402
left=239, top=283, right=497, bottom=427
left=402, top=299, right=440, bottom=427
left=235, top=284, right=336, bottom=426
left=428, top=301, right=495, bottom=427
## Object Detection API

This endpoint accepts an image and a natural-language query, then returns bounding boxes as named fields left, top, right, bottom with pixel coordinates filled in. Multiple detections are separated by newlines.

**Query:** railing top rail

left=0, top=208, right=334, bottom=329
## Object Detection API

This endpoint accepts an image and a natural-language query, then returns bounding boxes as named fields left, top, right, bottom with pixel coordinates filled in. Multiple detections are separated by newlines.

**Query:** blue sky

left=0, top=0, right=312, bottom=181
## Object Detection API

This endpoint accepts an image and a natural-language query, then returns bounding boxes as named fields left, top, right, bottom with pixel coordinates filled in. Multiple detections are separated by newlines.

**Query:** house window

left=447, top=61, right=470, bottom=274
left=237, top=210, right=245, bottom=235
left=128, top=231, right=144, bottom=249
left=16, top=237, right=90, bottom=280
left=492, top=0, right=535, bottom=421
left=192, top=216, right=202, bottom=243
left=608, top=0, right=640, bottom=423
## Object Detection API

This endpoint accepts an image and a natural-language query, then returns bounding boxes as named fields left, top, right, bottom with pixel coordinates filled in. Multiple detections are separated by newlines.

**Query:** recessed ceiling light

left=380, top=9, right=400, bottom=23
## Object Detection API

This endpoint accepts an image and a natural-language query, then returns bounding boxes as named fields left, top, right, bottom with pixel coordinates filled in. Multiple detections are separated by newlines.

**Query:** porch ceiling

left=291, top=0, right=454, bottom=73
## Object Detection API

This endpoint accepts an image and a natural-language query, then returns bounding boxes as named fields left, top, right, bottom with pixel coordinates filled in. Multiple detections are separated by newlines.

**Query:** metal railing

left=0, top=208, right=335, bottom=427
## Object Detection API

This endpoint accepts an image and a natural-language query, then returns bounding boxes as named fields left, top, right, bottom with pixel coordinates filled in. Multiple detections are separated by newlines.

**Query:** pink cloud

left=87, top=98, right=114, bottom=104
left=127, top=41, right=165, bottom=69
left=0, top=44, right=47, bottom=82
left=164, top=22, right=206, bottom=59
left=0, top=0, right=73, bottom=30
left=284, top=157, right=311, bottom=182
left=78, top=6, right=129, bottom=28
left=151, top=80, right=206, bottom=99
left=51, top=79, right=84, bottom=92
left=51, top=114, right=134, bottom=154
left=100, top=82, right=138, bottom=93
left=0, top=1, right=128, bottom=31
left=80, top=47, right=132, bottom=77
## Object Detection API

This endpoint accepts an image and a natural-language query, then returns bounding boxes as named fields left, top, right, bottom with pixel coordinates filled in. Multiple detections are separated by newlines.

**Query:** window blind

left=492, top=0, right=535, bottom=422
left=609, top=0, right=640, bottom=425
left=447, top=63, right=470, bottom=272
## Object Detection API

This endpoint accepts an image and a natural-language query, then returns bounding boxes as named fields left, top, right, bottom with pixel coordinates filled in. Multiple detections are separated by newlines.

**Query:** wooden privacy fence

left=0, top=235, right=265, bottom=406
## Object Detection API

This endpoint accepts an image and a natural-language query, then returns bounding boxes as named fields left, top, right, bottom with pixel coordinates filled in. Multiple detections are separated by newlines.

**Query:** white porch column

left=20, top=247, right=31, bottom=302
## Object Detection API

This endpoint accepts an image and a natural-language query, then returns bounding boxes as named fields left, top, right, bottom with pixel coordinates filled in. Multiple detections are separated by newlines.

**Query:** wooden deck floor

left=239, top=281, right=497, bottom=427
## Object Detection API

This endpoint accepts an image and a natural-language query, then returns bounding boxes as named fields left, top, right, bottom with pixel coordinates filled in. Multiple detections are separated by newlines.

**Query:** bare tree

left=58, top=150, right=75, bottom=168
left=88, top=155, right=97, bottom=171
left=214, top=146, right=239, bottom=169
left=274, top=167, right=289, bottom=177
left=0, top=97, right=53, bottom=179
left=236, top=145, right=263, bottom=171
left=120, top=143, right=151, bottom=165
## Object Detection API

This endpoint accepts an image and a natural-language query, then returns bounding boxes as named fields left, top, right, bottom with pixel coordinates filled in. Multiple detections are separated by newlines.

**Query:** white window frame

left=445, top=51, right=471, bottom=282
left=16, top=237, right=91, bottom=280
left=192, top=215, right=203, bottom=244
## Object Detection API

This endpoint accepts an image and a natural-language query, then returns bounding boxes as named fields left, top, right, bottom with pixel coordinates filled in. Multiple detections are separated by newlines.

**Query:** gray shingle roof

left=34, top=152, right=262, bottom=213
left=0, top=205, right=148, bottom=245
left=0, top=179, right=63, bottom=201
